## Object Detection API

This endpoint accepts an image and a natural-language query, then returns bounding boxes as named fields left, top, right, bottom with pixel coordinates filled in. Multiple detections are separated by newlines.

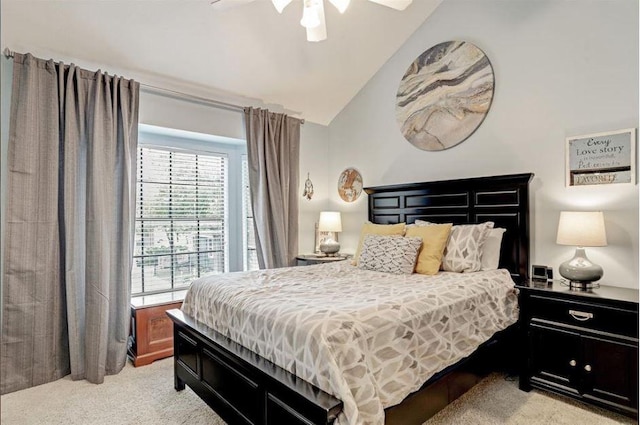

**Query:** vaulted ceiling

left=1, top=0, right=441, bottom=125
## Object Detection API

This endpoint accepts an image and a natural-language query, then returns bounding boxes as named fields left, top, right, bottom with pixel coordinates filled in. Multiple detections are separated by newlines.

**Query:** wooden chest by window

left=129, top=292, right=186, bottom=367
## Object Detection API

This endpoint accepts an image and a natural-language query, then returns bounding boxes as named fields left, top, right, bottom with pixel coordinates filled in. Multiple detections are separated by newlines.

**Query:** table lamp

left=556, top=211, right=607, bottom=290
left=318, top=211, right=342, bottom=256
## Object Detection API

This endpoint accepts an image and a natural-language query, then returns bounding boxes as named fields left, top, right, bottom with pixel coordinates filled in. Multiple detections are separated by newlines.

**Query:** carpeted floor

left=426, top=374, right=635, bottom=425
left=1, top=358, right=635, bottom=425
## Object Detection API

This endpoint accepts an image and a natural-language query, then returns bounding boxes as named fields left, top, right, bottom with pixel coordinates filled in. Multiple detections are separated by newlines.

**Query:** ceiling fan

left=210, top=0, right=413, bottom=42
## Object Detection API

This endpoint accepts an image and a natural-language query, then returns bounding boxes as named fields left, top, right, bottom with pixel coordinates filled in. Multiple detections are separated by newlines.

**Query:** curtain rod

left=3, top=47, right=304, bottom=123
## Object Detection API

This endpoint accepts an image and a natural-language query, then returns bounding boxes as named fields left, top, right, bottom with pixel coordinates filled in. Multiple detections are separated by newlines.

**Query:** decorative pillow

left=352, top=222, right=406, bottom=265
left=481, top=228, right=506, bottom=271
left=414, top=220, right=495, bottom=272
left=405, top=223, right=452, bottom=275
left=357, top=234, right=422, bottom=275
left=441, top=222, right=494, bottom=272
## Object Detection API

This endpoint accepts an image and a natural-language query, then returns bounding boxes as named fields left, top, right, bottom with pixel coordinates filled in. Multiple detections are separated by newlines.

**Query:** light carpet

left=1, top=358, right=634, bottom=425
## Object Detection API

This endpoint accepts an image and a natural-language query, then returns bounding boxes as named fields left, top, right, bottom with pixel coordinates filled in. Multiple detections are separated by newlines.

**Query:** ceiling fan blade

left=306, top=0, right=327, bottom=42
left=328, top=0, right=351, bottom=14
left=272, top=0, right=293, bottom=13
left=209, top=0, right=256, bottom=11
left=367, top=0, right=413, bottom=11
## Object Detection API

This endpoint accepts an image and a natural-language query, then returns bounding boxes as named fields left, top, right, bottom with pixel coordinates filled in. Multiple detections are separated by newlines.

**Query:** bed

left=167, top=172, right=534, bottom=425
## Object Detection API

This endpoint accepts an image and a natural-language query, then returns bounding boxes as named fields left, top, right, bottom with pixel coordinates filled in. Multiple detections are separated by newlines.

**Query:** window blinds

left=132, top=147, right=228, bottom=295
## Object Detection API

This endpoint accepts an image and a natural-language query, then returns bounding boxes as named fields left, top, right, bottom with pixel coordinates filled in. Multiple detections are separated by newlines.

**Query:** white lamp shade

left=318, top=211, right=342, bottom=232
left=556, top=211, right=607, bottom=247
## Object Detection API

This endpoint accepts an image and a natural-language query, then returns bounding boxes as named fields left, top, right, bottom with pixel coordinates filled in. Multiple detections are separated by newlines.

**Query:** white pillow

left=481, top=228, right=506, bottom=270
left=357, top=234, right=422, bottom=275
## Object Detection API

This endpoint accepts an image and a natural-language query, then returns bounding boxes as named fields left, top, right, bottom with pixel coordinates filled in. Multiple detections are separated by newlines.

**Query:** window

left=132, top=126, right=256, bottom=296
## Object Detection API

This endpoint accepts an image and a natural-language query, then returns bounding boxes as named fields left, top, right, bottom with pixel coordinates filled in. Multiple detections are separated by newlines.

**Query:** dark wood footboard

left=167, top=309, right=343, bottom=425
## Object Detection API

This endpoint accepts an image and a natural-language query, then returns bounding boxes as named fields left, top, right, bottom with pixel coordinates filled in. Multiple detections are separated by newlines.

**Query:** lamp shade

left=556, top=211, right=607, bottom=247
left=318, top=211, right=342, bottom=232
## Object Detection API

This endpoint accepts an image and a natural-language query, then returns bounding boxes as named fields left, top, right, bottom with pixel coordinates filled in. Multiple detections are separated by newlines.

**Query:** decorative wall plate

left=337, top=168, right=363, bottom=202
left=396, top=41, right=495, bottom=151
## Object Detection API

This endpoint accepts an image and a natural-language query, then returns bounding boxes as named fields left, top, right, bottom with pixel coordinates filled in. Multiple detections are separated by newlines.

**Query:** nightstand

left=128, top=290, right=187, bottom=367
left=516, top=281, right=638, bottom=418
left=295, top=254, right=350, bottom=266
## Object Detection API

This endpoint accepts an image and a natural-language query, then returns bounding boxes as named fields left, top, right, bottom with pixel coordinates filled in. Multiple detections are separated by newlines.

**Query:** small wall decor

left=302, top=172, right=314, bottom=200
left=338, top=167, right=363, bottom=202
left=566, top=128, right=636, bottom=186
left=396, top=41, right=495, bottom=151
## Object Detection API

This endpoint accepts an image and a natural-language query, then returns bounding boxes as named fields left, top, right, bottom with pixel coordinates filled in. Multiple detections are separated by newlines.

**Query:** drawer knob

left=584, top=364, right=592, bottom=372
left=569, top=310, right=594, bottom=321
left=569, top=359, right=577, bottom=367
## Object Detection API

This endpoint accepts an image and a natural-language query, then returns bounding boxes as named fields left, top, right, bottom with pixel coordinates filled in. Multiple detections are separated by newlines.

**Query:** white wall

left=328, top=0, right=639, bottom=288
left=140, top=91, right=246, bottom=141
left=299, top=122, right=331, bottom=253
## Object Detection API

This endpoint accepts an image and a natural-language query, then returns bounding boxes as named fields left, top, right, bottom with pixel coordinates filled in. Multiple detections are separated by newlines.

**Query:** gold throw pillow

left=405, top=223, right=453, bottom=275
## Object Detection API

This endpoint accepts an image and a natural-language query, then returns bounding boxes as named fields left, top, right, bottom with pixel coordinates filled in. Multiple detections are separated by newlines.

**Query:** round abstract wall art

left=396, top=41, right=495, bottom=151
left=337, top=168, right=363, bottom=203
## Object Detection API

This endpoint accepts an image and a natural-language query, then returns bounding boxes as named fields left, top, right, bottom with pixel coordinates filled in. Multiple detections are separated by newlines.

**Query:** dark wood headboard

left=364, top=173, right=534, bottom=284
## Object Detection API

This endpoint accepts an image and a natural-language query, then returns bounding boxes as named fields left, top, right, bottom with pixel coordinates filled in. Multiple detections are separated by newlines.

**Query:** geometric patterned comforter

left=181, top=262, right=518, bottom=425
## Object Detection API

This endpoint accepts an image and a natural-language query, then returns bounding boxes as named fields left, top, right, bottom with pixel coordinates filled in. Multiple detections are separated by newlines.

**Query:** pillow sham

left=357, top=234, right=422, bottom=275
left=352, top=222, right=406, bottom=265
left=442, top=222, right=494, bottom=272
left=405, top=223, right=452, bottom=275
left=414, top=220, right=494, bottom=272
left=481, top=227, right=506, bottom=270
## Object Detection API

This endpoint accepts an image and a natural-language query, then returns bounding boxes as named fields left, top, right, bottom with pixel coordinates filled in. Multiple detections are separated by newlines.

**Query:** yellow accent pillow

left=353, top=222, right=406, bottom=265
left=405, top=223, right=453, bottom=275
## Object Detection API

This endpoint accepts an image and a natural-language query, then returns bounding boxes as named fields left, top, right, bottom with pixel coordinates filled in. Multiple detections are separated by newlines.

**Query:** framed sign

left=566, top=128, right=636, bottom=186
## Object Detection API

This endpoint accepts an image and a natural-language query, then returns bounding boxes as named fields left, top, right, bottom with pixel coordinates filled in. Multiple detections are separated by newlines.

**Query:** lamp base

left=568, top=280, right=599, bottom=291
left=559, top=247, right=603, bottom=289
left=319, top=238, right=340, bottom=257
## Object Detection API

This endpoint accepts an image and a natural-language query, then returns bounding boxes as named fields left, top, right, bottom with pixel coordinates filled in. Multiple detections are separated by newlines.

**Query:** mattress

left=181, top=261, right=518, bottom=425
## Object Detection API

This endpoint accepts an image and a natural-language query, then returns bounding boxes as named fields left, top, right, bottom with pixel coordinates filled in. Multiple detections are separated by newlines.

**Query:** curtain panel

left=244, top=107, right=301, bottom=269
left=1, top=53, right=139, bottom=394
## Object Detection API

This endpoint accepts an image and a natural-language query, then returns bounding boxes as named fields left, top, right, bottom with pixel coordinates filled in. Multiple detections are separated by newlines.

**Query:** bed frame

left=167, top=172, right=534, bottom=425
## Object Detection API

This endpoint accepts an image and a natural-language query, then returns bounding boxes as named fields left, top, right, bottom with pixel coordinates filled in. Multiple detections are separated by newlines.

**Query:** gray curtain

left=244, top=107, right=301, bottom=269
left=1, top=53, right=139, bottom=394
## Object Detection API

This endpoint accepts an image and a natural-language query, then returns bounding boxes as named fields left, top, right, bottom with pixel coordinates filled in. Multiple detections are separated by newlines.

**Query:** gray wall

left=328, top=0, right=639, bottom=288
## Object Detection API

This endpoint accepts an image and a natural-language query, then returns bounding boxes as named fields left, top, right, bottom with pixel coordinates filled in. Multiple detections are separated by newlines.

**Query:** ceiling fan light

left=271, top=0, right=292, bottom=13
left=328, top=0, right=350, bottom=14
left=305, top=0, right=326, bottom=41
left=300, top=5, right=321, bottom=29
left=306, top=25, right=327, bottom=42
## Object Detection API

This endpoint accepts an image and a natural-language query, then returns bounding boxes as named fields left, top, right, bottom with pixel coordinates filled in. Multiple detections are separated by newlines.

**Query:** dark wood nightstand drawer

left=518, top=282, right=639, bottom=418
left=529, top=294, right=638, bottom=338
